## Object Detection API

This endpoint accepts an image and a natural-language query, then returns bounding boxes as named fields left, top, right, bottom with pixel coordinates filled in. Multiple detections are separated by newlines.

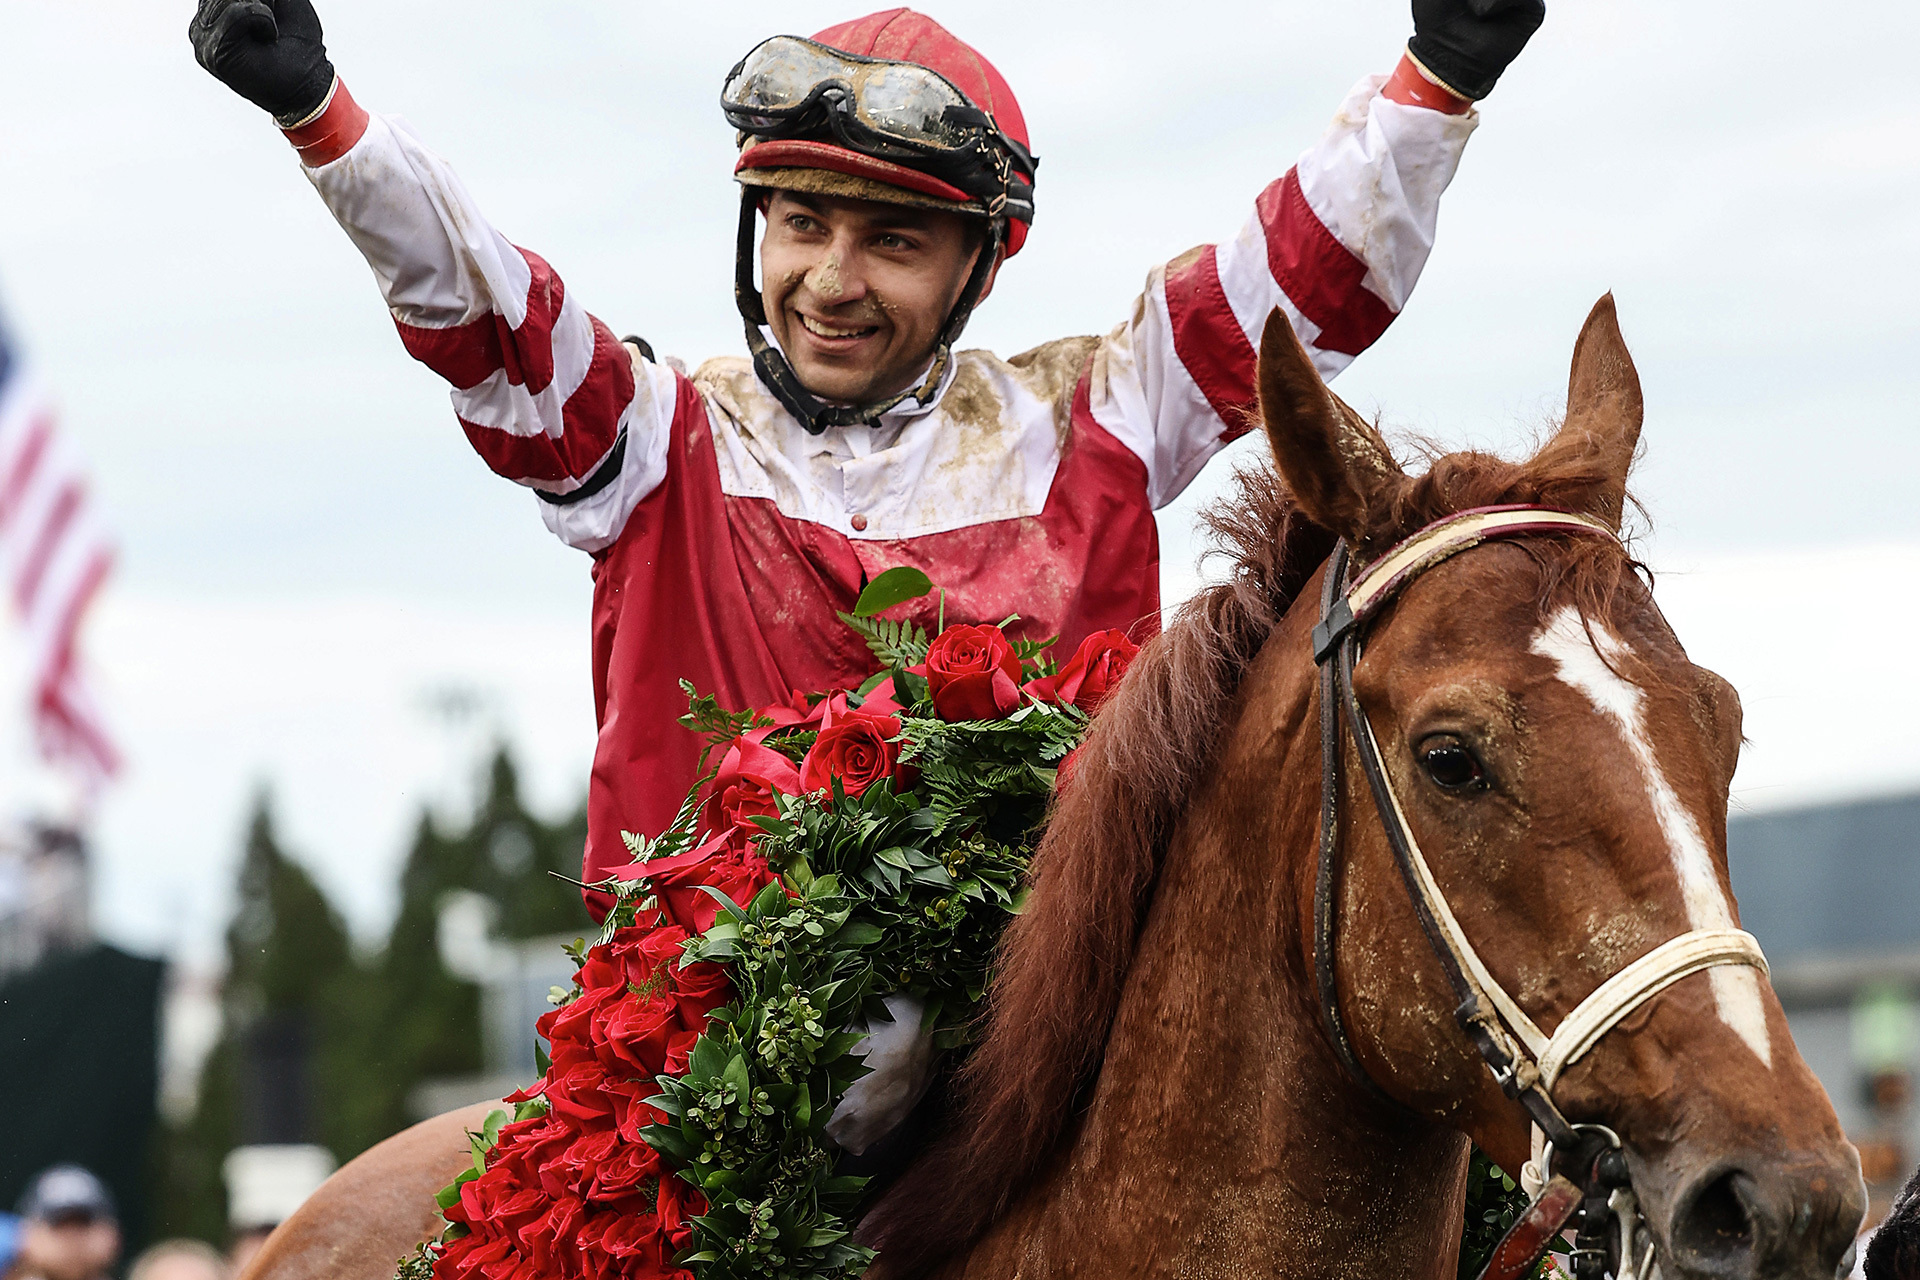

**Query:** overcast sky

left=0, top=0, right=1915, bottom=963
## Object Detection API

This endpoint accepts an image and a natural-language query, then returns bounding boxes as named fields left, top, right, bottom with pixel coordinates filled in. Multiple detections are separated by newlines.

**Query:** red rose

left=699, top=737, right=801, bottom=836
left=543, top=1061, right=617, bottom=1127
left=661, top=1026, right=702, bottom=1078
left=656, top=1175, right=707, bottom=1252
left=435, top=1227, right=512, bottom=1280
left=496, top=1116, right=567, bottom=1183
left=594, top=1209, right=668, bottom=1260
left=1022, top=629, right=1139, bottom=713
left=621, top=828, right=778, bottom=934
left=553, top=1128, right=620, bottom=1198
left=598, top=1073, right=670, bottom=1144
left=670, top=958, right=731, bottom=1032
left=595, top=990, right=680, bottom=1076
left=924, top=624, right=1023, bottom=721
left=605, top=923, right=690, bottom=992
left=590, top=1138, right=662, bottom=1198
left=490, top=1186, right=548, bottom=1232
left=797, top=709, right=902, bottom=797
left=538, top=984, right=618, bottom=1071
left=515, top=1192, right=586, bottom=1273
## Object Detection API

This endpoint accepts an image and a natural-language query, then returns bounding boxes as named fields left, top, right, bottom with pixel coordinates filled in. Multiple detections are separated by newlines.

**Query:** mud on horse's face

left=1258, top=298, right=1866, bottom=1280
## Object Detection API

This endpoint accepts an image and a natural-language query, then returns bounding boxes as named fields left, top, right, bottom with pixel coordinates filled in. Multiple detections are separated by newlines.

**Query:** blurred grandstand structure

left=1731, top=791, right=1920, bottom=1226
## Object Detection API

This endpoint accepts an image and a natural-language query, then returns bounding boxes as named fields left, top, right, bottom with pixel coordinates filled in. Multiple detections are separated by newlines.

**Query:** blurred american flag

left=0, top=298, right=119, bottom=795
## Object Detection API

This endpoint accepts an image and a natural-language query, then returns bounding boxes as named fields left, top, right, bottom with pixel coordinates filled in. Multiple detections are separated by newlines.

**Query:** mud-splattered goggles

left=722, top=35, right=1036, bottom=220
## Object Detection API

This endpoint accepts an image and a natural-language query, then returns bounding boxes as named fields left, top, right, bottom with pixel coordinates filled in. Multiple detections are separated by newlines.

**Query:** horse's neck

left=962, top=630, right=1472, bottom=1279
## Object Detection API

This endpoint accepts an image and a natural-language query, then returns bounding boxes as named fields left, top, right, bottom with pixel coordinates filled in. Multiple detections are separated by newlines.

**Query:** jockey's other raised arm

left=1095, top=0, right=1544, bottom=507
left=1092, top=58, right=1478, bottom=510
left=188, top=0, right=663, bottom=548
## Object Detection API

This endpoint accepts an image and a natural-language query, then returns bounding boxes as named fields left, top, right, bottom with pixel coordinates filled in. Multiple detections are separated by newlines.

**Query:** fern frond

left=677, top=679, right=776, bottom=769
left=836, top=612, right=930, bottom=670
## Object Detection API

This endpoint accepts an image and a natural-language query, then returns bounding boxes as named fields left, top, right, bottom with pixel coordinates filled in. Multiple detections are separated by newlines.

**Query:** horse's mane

left=860, top=428, right=1643, bottom=1276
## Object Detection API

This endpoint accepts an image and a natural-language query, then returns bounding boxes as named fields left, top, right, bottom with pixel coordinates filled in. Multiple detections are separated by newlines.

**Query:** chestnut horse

left=242, top=298, right=1864, bottom=1280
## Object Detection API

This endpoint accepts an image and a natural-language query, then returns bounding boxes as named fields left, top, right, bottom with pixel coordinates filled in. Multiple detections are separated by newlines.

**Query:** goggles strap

left=732, top=189, right=999, bottom=435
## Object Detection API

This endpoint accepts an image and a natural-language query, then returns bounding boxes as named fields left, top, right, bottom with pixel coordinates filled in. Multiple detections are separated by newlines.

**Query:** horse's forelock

left=1378, top=435, right=1655, bottom=640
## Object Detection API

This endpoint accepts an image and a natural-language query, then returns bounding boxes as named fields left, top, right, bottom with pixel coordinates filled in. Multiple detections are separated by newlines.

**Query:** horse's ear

left=1538, top=294, right=1644, bottom=530
left=1256, top=309, right=1403, bottom=541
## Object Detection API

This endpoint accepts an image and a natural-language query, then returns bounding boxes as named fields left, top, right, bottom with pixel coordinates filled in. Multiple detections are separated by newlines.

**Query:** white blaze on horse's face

left=1529, top=605, right=1773, bottom=1068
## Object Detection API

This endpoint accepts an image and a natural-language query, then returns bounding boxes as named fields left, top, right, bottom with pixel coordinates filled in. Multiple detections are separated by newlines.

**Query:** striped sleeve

left=1087, top=69, right=1478, bottom=509
left=294, top=92, right=675, bottom=539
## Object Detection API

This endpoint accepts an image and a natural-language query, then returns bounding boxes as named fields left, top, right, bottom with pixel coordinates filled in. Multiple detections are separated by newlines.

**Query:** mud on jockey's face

left=759, top=190, right=999, bottom=407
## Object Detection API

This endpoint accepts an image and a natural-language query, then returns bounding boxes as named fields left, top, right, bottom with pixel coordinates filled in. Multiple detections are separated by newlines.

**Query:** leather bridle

left=1308, top=505, right=1770, bottom=1280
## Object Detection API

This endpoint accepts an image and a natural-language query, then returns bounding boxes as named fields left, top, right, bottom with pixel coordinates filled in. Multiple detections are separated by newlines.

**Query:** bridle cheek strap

left=1312, top=506, right=1772, bottom=1160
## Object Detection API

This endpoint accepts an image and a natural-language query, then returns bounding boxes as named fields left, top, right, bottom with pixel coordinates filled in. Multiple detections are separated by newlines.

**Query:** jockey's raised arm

left=278, top=95, right=671, bottom=551
left=189, top=0, right=658, bottom=535
left=1090, top=60, right=1478, bottom=509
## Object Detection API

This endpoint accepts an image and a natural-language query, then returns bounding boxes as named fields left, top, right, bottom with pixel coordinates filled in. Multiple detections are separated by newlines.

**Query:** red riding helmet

left=732, top=8, right=1036, bottom=256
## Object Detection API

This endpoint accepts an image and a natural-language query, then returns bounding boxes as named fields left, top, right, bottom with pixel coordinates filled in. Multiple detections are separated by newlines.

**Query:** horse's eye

left=1418, top=739, right=1486, bottom=792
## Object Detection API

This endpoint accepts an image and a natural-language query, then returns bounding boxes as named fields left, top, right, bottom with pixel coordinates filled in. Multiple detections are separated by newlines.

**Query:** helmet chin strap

left=733, top=190, right=1003, bottom=435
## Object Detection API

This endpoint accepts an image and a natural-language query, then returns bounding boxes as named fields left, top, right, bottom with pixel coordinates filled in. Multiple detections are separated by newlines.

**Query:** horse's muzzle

left=1646, top=1146, right=1865, bottom=1280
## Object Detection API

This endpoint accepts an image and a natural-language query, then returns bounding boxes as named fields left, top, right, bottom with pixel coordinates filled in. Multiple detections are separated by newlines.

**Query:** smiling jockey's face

left=759, top=190, right=1001, bottom=407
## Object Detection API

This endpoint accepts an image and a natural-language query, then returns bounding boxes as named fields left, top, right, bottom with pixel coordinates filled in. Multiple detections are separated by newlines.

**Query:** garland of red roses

left=400, top=582, right=1139, bottom=1280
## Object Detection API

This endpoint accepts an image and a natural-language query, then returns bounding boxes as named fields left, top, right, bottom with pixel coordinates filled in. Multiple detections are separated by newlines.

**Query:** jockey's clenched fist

left=1409, top=0, right=1545, bottom=101
left=189, top=0, right=336, bottom=126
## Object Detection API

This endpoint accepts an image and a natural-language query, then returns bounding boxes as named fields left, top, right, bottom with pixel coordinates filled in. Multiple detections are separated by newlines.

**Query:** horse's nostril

left=1672, top=1169, right=1758, bottom=1272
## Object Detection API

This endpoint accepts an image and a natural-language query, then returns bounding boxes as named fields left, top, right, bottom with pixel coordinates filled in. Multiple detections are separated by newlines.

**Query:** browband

left=1313, top=506, right=1617, bottom=663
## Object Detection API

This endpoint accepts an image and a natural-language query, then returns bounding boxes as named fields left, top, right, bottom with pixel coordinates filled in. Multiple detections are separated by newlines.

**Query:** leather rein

left=1307, top=505, right=1770, bottom=1280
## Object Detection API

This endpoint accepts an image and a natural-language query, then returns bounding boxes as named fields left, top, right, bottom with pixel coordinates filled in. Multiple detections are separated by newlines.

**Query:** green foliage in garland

left=898, top=708, right=1079, bottom=839
left=632, top=709, right=1082, bottom=1277
left=1459, top=1150, right=1558, bottom=1280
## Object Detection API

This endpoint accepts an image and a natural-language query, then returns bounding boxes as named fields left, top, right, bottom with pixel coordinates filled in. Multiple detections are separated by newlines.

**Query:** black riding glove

left=189, top=0, right=336, bottom=127
left=1407, top=0, right=1545, bottom=101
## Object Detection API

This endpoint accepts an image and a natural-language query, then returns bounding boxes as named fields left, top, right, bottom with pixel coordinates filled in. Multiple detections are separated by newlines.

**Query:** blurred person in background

left=124, top=1235, right=225, bottom=1280
left=0, top=1212, right=22, bottom=1280
left=218, top=1144, right=335, bottom=1276
left=10, top=1167, right=119, bottom=1280
left=223, top=1228, right=271, bottom=1279
left=127, top=1240, right=228, bottom=1280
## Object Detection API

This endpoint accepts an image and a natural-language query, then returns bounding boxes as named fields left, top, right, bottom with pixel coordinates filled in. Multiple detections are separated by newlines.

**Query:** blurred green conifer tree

left=150, top=747, right=590, bottom=1244
left=149, top=791, right=358, bottom=1242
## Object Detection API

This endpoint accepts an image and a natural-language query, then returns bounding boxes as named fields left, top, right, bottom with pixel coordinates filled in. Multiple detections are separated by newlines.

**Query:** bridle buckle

left=1310, top=596, right=1355, bottom=665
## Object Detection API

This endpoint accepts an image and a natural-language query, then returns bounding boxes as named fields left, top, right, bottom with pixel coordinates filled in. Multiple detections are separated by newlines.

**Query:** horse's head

left=1258, top=298, right=1865, bottom=1280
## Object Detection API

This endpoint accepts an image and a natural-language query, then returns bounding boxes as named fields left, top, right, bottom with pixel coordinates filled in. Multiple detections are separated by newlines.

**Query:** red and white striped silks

left=286, top=61, right=1478, bottom=909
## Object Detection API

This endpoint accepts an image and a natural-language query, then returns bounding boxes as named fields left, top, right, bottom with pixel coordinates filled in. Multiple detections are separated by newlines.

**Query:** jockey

left=187, top=3, right=1541, bottom=906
